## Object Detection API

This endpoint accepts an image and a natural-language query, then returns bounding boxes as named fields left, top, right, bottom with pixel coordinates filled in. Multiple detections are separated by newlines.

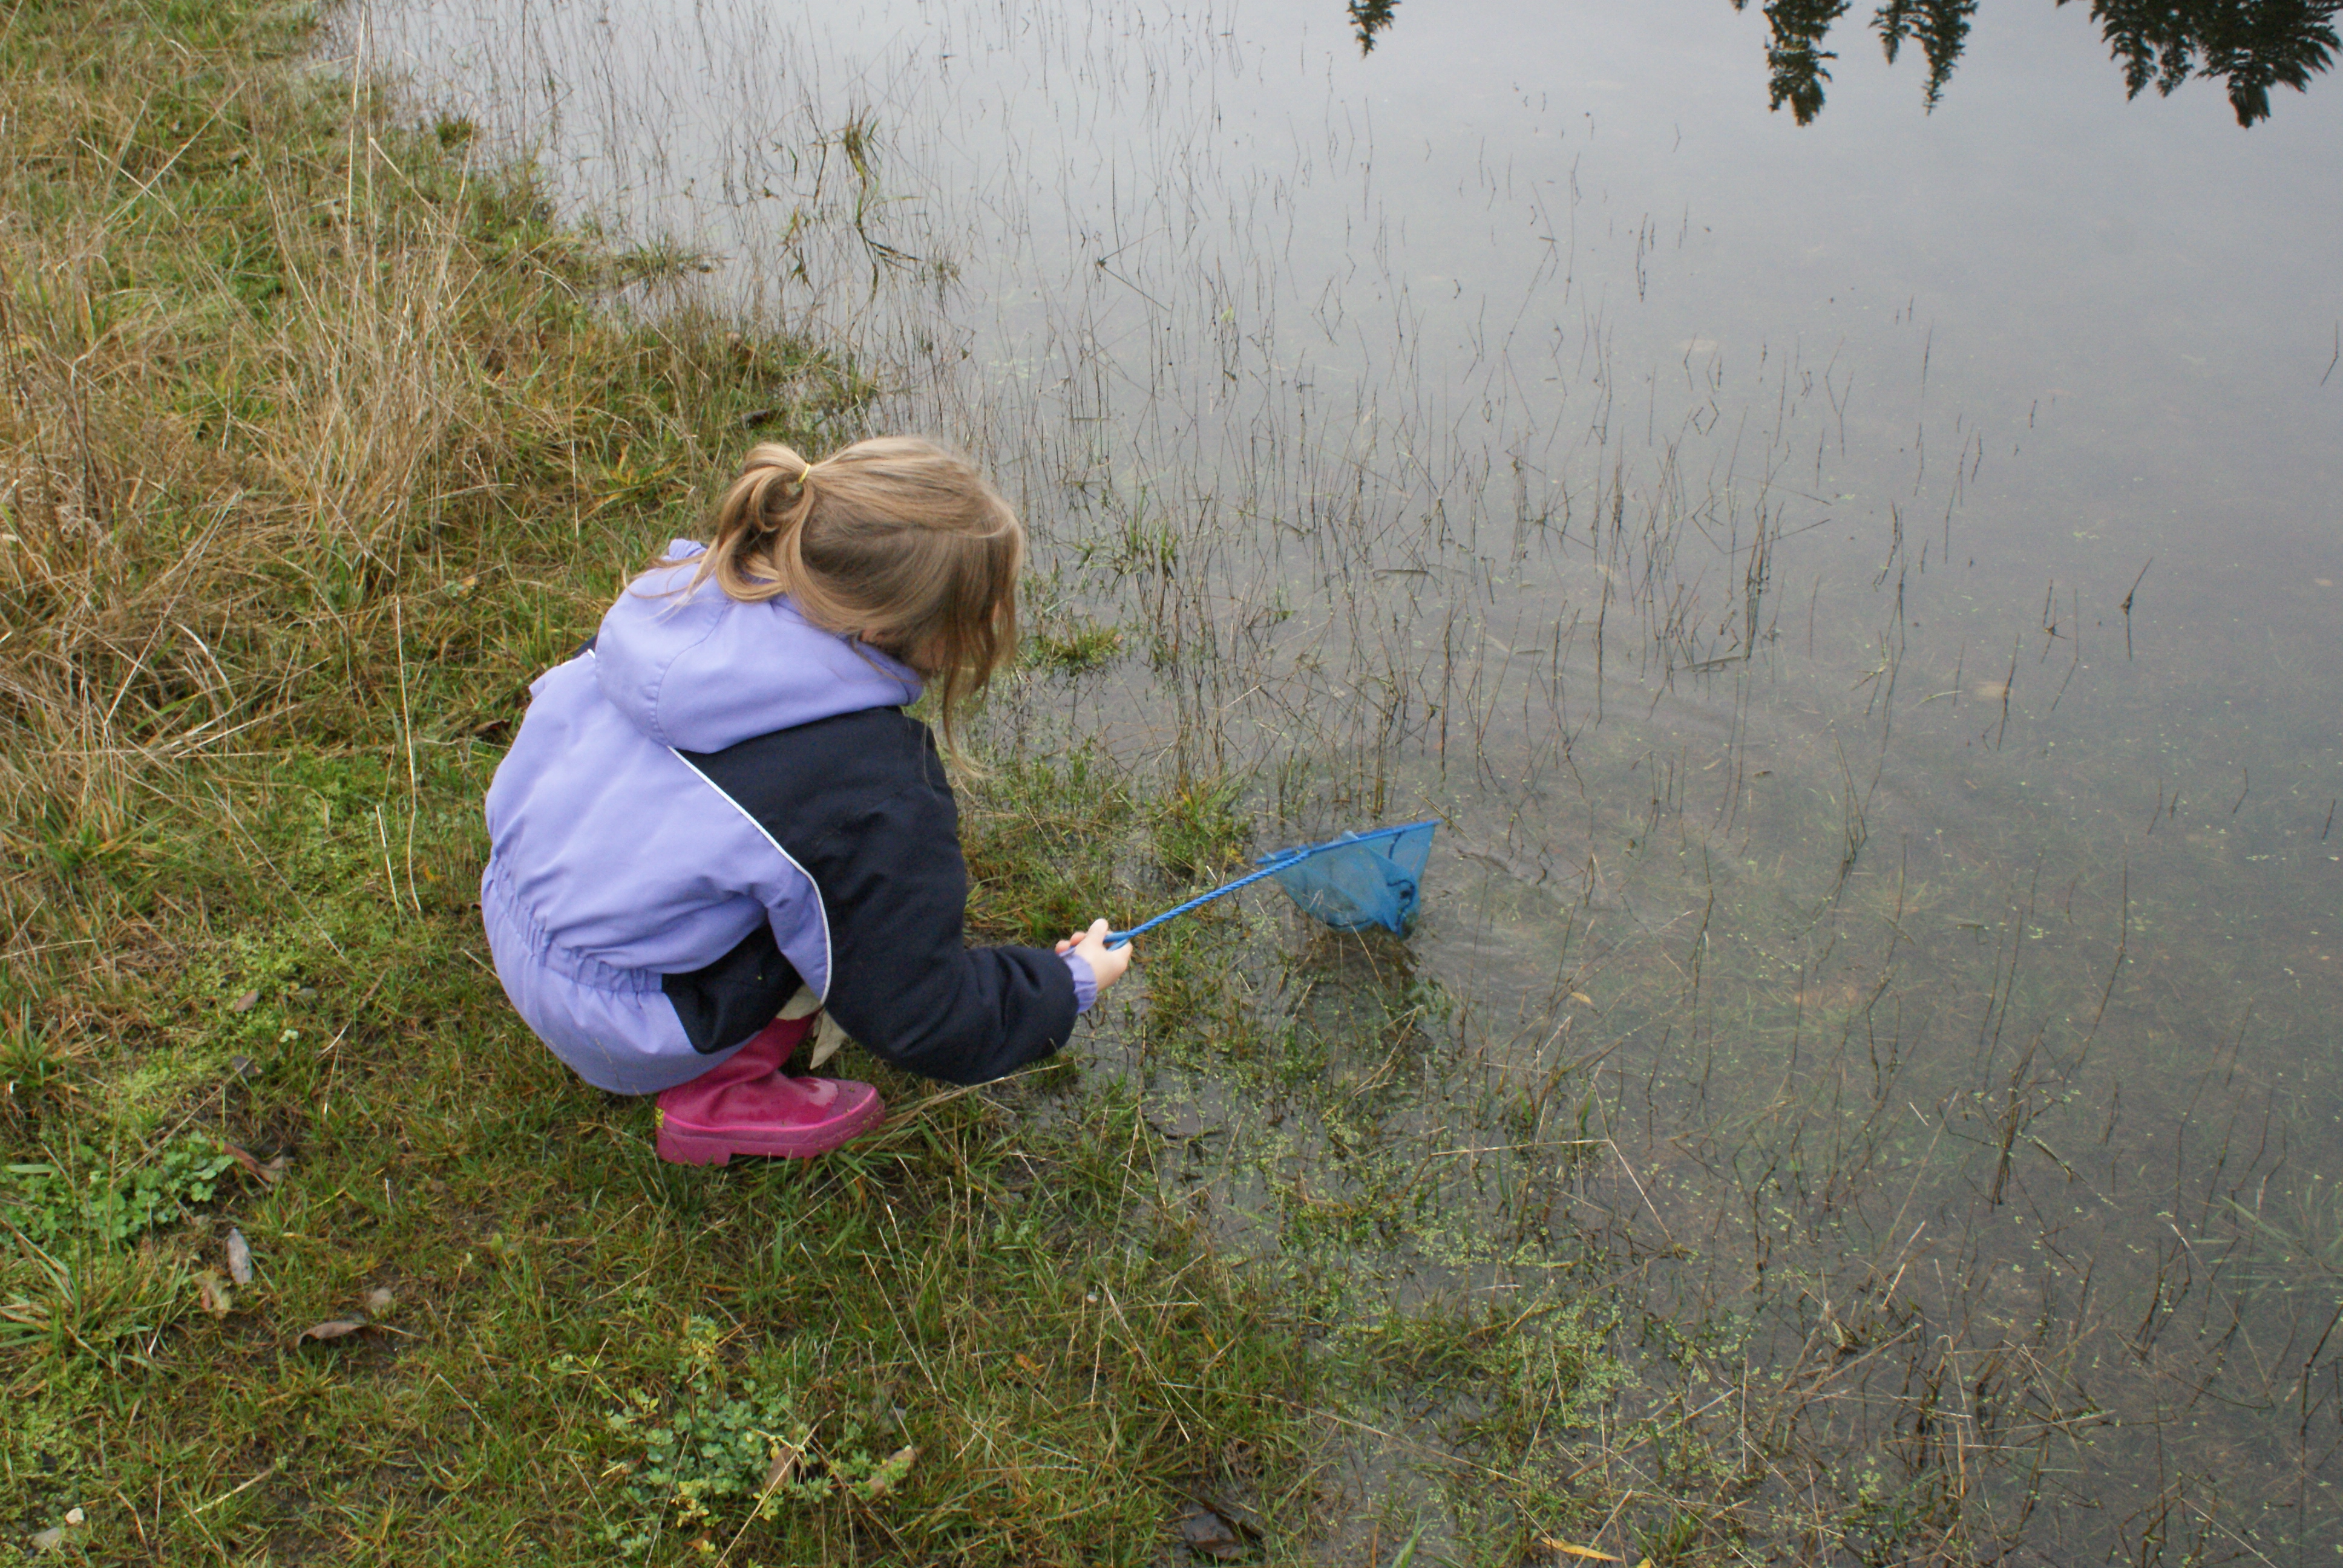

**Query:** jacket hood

left=593, top=540, right=923, bottom=753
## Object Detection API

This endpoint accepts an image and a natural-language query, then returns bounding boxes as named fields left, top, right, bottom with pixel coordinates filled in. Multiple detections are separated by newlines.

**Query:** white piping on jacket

left=667, top=746, right=833, bottom=1005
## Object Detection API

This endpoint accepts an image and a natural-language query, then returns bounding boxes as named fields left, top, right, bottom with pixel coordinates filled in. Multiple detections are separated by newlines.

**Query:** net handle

left=1101, top=818, right=1440, bottom=949
left=1103, top=851, right=1307, bottom=949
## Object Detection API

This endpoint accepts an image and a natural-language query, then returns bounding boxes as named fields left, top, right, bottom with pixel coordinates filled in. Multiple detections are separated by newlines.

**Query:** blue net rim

left=1256, top=817, right=1441, bottom=867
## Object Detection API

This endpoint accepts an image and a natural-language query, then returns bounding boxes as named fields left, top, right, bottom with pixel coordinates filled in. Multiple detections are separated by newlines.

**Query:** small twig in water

left=2119, top=557, right=2151, bottom=659
left=1992, top=638, right=2019, bottom=750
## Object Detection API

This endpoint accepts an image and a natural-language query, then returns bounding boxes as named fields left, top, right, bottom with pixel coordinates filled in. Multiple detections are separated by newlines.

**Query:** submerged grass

left=0, top=4, right=1309, bottom=1561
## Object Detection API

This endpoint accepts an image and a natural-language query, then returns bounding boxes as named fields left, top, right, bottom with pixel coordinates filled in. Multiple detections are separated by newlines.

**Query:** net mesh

left=1263, top=822, right=1437, bottom=935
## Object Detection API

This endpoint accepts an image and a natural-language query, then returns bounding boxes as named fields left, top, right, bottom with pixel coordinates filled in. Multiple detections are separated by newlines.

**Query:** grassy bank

left=0, top=4, right=1309, bottom=1562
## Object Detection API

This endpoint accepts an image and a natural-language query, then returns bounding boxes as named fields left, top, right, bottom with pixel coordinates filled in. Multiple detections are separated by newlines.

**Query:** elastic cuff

left=1063, top=951, right=1098, bottom=1014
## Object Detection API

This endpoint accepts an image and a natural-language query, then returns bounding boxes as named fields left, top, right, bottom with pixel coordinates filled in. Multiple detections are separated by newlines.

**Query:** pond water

left=364, top=0, right=2343, bottom=1560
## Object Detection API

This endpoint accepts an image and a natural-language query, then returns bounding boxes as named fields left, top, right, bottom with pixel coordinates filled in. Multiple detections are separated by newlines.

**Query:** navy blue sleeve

left=796, top=773, right=1076, bottom=1085
left=678, top=709, right=1078, bottom=1085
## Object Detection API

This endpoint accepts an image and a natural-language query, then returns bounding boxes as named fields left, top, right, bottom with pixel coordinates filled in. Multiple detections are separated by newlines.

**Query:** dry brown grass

left=0, top=1, right=879, bottom=1014
left=1, top=12, right=462, bottom=832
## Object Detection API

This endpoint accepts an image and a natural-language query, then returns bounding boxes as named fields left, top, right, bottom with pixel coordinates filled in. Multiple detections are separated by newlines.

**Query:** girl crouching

left=480, top=437, right=1130, bottom=1163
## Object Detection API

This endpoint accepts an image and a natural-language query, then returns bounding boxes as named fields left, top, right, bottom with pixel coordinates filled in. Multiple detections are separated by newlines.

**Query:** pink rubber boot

left=655, top=1014, right=884, bottom=1165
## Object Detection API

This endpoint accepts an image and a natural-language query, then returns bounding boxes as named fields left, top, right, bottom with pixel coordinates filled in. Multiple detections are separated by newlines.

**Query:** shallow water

left=364, top=0, right=2343, bottom=1558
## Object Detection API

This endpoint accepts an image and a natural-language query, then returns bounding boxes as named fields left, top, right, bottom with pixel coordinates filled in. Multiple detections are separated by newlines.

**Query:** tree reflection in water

left=1346, top=0, right=1399, bottom=53
left=1345, top=0, right=2338, bottom=126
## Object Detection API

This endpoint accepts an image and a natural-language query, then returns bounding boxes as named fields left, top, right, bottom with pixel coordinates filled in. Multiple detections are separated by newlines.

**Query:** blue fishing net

left=1262, top=820, right=1438, bottom=935
left=1104, top=818, right=1441, bottom=948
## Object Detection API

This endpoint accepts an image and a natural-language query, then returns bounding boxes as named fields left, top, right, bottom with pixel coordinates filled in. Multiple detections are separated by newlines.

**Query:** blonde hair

left=679, top=437, right=1022, bottom=753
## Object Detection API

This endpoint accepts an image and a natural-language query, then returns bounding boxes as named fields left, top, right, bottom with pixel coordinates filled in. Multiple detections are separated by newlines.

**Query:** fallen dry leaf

left=296, top=1317, right=369, bottom=1345
left=195, top=1270, right=232, bottom=1318
left=1538, top=1543, right=1620, bottom=1563
left=225, top=1230, right=253, bottom=1287
left=363, top=1287, right=395, bottom=1315
left=1568, top=991, right=1594, bottom=1006
left=761, top=1440, right=802, bottom=1492
left=860, top=1444, right=918, bottom=1499
left=224, top=1146, right=288, bottom=1187
left=229, top=989, right=260, bottom=1013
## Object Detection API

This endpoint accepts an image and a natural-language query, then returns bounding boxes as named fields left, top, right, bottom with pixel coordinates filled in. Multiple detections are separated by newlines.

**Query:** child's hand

left=1055, top=918, right=1133, bottom=992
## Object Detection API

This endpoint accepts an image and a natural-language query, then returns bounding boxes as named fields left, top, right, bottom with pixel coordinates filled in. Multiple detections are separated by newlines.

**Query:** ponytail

left=689, top=442, right=824, bottom=606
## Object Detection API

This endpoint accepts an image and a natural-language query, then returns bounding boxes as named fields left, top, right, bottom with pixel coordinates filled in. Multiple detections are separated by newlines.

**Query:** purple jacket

left=482, top=541, right=1086, bottom=1094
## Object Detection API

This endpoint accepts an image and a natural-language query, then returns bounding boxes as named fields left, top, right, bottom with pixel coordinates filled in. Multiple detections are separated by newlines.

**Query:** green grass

left=0, top=4, right=1312, bottom=1561
left=1022, top=619, right=1126, bottom=676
